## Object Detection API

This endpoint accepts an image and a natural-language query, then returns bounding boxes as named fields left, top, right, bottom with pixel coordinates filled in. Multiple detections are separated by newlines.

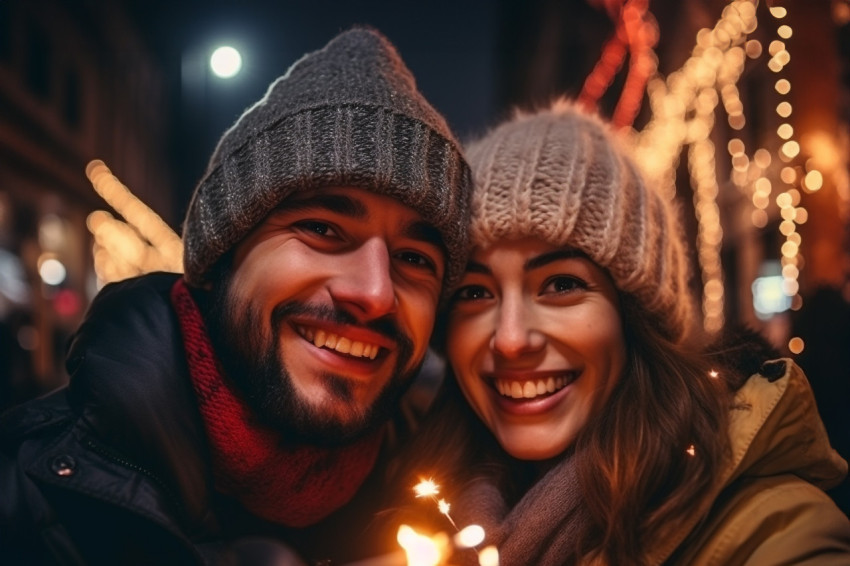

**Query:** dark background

left=122, top=0, right=627, bottom=221
left=125, top=0, right=502, bottom=219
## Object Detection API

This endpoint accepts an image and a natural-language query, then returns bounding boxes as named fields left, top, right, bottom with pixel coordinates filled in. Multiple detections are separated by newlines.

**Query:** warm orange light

left=397, top=526, right=444, bottom=566
left=804, top=170, right=823, bottom=191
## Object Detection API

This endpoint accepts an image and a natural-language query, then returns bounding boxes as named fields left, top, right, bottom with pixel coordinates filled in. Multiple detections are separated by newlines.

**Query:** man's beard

left=204, top=272, right=423, bottom=446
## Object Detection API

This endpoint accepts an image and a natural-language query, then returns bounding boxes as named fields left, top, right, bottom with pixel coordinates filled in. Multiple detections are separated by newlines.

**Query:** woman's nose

left=490, top=295, right=545, bottom=358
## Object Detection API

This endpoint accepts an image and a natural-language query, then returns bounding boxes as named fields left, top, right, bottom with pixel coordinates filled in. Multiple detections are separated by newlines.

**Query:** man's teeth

left=495, top=376, right=570, bottom=399
left=298, top=327, right=379, bottom=360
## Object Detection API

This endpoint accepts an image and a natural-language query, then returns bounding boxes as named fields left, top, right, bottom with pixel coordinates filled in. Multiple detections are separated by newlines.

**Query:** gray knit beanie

left=465, top=100, right=696, bottom=343
left=182, top=27, right=471, bottom=299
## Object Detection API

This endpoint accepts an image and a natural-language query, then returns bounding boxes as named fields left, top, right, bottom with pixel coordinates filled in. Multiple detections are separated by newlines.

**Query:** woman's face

left=447, top=238, right=627, bottom=460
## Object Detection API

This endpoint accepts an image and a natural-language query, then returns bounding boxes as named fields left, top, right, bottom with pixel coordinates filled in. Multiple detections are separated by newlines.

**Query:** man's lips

left=294, top=322, right=392, bottom=360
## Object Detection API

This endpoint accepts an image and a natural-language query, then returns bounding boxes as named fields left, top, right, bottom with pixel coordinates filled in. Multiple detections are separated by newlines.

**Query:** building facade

left=0, top=0, right=174, bottom=407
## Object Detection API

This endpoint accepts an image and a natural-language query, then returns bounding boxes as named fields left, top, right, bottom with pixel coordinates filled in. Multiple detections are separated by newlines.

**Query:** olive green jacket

left=650, top=359, right=850, bottom=565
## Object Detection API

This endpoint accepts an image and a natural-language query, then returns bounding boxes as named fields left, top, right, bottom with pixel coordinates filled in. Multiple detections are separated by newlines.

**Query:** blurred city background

left=1, top=0, right=848, bottom=486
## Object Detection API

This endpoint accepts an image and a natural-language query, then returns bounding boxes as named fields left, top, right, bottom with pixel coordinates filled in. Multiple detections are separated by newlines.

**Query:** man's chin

left=284, top=410, right=378, bottom=446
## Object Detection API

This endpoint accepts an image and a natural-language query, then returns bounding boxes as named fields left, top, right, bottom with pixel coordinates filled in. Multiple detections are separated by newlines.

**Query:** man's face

left=208, top=186, right=445, bottom=445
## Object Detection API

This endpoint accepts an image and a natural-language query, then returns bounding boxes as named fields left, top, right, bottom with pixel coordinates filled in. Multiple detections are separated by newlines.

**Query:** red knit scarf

left=170, top=278, right=385, bottom=527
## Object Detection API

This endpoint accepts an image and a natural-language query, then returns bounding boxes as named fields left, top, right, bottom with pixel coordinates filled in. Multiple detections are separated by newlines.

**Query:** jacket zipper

left=83, top=438, right=186, bottom=514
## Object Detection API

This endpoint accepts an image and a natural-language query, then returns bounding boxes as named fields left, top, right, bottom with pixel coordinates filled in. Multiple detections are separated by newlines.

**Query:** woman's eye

left=543, top=275, right=586, bottom=294
left=452, top=285, right=491, bottom=302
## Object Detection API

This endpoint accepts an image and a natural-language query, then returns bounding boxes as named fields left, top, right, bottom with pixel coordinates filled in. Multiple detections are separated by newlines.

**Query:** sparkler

left=413, top=478, right=458, bottom=530
left=340, top=477, right=499, bottom=566
left=411, top=478, right=499, bottom=566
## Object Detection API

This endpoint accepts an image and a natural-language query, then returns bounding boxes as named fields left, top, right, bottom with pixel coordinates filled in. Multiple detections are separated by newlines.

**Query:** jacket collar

left=646, top=359, right=848, bottom=565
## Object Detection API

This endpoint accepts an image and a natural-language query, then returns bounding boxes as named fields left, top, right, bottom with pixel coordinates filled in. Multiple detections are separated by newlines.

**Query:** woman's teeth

left=495, top=376, right=570, bottom=399
left=297, top=326, right=380, bottom=360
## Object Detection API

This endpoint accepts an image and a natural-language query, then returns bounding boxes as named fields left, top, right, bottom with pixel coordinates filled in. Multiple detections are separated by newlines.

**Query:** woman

left=387, top=101, right=850, bottom=565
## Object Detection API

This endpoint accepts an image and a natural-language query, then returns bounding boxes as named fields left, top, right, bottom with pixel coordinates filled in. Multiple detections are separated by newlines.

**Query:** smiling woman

left=448, top=239, right=626, bottom=461
left=382, top=100, right=850, bottom=566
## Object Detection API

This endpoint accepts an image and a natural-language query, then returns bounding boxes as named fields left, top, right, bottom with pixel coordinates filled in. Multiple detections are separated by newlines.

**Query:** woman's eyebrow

left=465, top=260, right=491, bottom=275
left=525, top=249, right=587, bottom=271
left=465, top=248, right=587, bottom=276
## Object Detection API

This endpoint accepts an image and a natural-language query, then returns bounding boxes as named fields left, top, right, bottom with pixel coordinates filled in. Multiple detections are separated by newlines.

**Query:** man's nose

left=490, top=294, right=545, bottom=359
left=329, top=237, right=397, bottom=321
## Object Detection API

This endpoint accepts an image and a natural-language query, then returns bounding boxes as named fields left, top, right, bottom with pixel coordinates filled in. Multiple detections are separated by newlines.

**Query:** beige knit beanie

left=465, top=100, right=696, bottom=343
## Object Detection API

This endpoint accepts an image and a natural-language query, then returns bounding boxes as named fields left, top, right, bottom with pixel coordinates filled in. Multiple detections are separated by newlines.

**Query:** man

left=0, top=27, right=471, bottom=565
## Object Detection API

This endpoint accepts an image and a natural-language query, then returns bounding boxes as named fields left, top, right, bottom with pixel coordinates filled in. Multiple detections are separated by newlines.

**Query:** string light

left=578, top=0, right=660, bottom=129
left=630, top=0, right=818, bottom=334
left=804, top=170, right=823, bottom=192
left=633, top=0, right=758, bottom=333
left=763, top=4, right=805, bottom=317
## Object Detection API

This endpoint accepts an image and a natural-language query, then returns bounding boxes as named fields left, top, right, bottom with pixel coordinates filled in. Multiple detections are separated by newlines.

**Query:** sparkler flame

left=414, top=478, right=440, bottom=498
left=413, top=478, right=458, bottom=530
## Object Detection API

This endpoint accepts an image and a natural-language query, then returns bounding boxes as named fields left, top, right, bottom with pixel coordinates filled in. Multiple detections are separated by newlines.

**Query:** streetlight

left=209, top=46, right=242, bottom=78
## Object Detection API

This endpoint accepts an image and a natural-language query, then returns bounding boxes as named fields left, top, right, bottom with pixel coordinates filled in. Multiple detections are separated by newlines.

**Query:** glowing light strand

left=579, top=0, right=659, bottom=128
left=633, top=0, right=757, bottom=333
left=766, top=5, right=805, bottom=326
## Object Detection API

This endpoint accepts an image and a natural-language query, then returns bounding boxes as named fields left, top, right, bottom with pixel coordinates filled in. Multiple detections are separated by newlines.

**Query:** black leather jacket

left=0, top=273, right=411, bottom=565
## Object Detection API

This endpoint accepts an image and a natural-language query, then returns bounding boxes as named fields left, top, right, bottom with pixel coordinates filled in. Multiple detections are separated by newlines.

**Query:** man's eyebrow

left=275, top=193, right=444, bottom=250
left=404, top=221, right=444, bottom=250
left=275, top=193, right=368, bottom=217
left=525, top=248, right=587, bottom=271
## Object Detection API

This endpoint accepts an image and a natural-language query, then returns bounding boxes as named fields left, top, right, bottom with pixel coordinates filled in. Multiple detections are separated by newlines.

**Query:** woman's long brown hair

left=572, top=294, right=732, bottom=563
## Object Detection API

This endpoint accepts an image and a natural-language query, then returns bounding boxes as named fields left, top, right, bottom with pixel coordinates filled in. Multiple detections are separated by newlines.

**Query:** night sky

left=123, top=0, right=503, bottom=217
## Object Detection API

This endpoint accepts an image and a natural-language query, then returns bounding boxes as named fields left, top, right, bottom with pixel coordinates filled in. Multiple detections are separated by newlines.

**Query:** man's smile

left=295, top=325, right=382, bottom=360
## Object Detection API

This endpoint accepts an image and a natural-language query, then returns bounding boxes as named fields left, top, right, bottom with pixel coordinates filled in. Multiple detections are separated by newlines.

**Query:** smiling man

left=211, top=188, right=447, bottom=445
left=0, top=27, right=471, bottom=565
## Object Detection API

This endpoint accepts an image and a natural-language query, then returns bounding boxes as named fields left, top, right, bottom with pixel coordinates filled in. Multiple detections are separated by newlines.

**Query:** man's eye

left=294, top=220, right=336, bottom=237
left=543, top=276, right=586, bottom=294
left=452, top=285, right=491, bottom=302
left=396, top=251, right=437, bottom=272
